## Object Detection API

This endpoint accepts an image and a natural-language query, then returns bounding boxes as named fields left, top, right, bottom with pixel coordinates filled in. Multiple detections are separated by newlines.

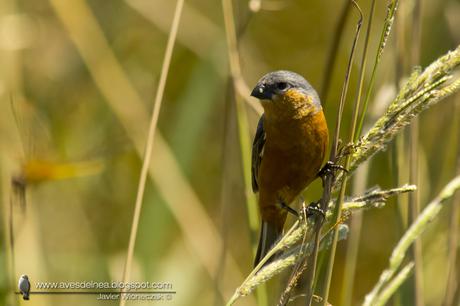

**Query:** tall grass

left=48, top=0, right=250, bottom=301
left=1, top=1, right=459, bottom=306
left=307, top=2, right=363, bottom=304
left=221, top=0, right=266, bottom=304
left=226, top=0, right=460, bottom=304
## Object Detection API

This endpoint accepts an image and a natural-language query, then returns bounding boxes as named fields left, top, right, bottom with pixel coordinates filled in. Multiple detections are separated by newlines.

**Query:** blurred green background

left=0, top=0, right=459, bottom=305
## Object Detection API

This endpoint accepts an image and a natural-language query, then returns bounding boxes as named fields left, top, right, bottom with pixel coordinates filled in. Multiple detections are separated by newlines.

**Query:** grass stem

left=320, top=0, right=352, bottom=105
left=303, top=2, right=363, bottom=305
left=119, top=1, right=184, bottom=305
left=442, top=98, right=460, bottom=306
left=337, top=4, right=378, bottom=303
left=408, top=1, right=424, bottom=305
left=221, top=0, right=265, bottom=303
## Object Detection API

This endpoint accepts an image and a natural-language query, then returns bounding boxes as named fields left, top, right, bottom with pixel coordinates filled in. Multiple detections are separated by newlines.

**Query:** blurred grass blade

left=408, top=1, right=423, bottom=305
left=320, top=0, right=352, bottom=104
left=221, top=0, right=265, bottom=303
left=126, top=0, right=263, bottom=116
left=221, top=0, right=259, bottom=256
left=373, top=262, right=415, bottom=306
left=120, top=1, right=184, bottom=305
left=48, top=0, right=251, bottom=302
left=443, top=99, right=460, bottom=306
left=126, top=0, right=220, bottom=60
left=355, top=0, right=398, bottom=138
left=363, top=175, right=460, bottom=306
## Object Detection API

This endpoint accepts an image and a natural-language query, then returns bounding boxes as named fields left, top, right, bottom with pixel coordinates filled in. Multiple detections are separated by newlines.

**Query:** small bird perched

left=18, top=274, right=31, bottom=300
left=250, top=70, right=329, bottom=266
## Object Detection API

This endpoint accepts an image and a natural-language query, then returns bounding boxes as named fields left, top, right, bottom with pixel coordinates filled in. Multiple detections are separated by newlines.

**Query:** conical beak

left=251, top=83, right=272, bottom=100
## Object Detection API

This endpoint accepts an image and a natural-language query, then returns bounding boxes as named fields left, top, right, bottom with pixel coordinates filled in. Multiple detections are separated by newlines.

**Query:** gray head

left=20, top=275, right=29, bottom=280
left=250, top=70, right=320, bottom=107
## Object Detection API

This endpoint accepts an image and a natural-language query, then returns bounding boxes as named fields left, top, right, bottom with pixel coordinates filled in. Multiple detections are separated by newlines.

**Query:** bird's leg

left=279, top=201, right=300, bottom=218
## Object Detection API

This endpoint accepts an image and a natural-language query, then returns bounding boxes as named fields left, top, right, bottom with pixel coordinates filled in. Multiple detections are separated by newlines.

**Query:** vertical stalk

left=304, top=2, right=363, bottom=305
left=393, top=4, right=408, bottom=304
left=408, top=1, right=424, bottom=306
left=221, top=0, right=266, bottom=304
left=442, top=97, right=460, bottom=306
left=341, top=3, right=399, bottom=302
left=320, top=0, right=352, bottom=105
left=215, top=87, right=234, bottom=306
left=320, top=2, right=372, bottom=304
left=356, top=0, right=399, bottom=137
left=221, top=0, right=259, bottom=255
left=119, top=1, right=184, bottom=305
left=339, top=164, right=368, bottom=306
left=1, top=0, right=23, bottom=304
left=338, top=3, right=376, bottom=303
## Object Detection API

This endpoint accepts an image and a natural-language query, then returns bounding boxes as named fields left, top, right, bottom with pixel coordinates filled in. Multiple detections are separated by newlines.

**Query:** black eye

left=276, top=82, right=289, bottom=91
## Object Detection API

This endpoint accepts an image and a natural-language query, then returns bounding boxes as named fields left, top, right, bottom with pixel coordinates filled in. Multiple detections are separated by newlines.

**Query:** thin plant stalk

left=1, top=0, right=24, bottom=301
left=221, top=0, right=259, bottom=254
left=119, top=1, right=184, bottom=305
left=2, top=166, right=18, bottom=306
left=393, top=3, right=410, bottom=306
left=355, top=0, right=399, bottom=137
left=408, top=1, right=424, bottom=305
left=340, top=2, right=397, bottom=303
left=215, top=84, right=236, bottom=306
left=391, top=19, right=408, bottom=306
left=336, top=0, right=375, bottom=306
left=320, top=0, right=352, bottom=104
left=339, top=164, right=368, bottom=306
left=303, top=2, right=363, bottom=305
left=442, top=98, right=460, bottom=306
left=392, top=9, right=409, bottom=294
left=320, top=1, right=371, bottom=303
left=221, top=0, right=265, bottom=304
left=443, top=160, right=460, bottom=306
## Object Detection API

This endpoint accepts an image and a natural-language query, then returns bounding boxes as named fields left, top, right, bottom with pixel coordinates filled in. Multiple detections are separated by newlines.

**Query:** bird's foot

left=317, top=161, right=348, bottom=180
left=305, top=201, right=326, bottom=222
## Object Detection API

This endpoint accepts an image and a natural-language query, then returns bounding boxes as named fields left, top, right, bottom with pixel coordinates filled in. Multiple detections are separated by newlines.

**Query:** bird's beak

left=251, top=83, right=272, bottom=100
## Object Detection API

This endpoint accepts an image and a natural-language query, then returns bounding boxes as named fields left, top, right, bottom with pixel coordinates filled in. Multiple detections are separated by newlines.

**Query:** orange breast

left=258, top=109, right=328, bottom=225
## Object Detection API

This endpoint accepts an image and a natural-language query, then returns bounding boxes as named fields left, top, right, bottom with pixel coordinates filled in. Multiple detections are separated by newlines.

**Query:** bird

left=18, top=274, right=31, bottom=300
left=250, top=70, right=329, bottom=266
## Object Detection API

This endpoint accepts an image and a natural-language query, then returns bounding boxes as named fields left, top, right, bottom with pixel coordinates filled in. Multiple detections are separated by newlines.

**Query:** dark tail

left=254, top=221, right=283, bottom=267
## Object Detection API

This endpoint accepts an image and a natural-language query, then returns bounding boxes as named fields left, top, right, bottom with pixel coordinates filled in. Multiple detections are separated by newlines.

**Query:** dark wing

left=252, top=115, right=265, bottom=192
